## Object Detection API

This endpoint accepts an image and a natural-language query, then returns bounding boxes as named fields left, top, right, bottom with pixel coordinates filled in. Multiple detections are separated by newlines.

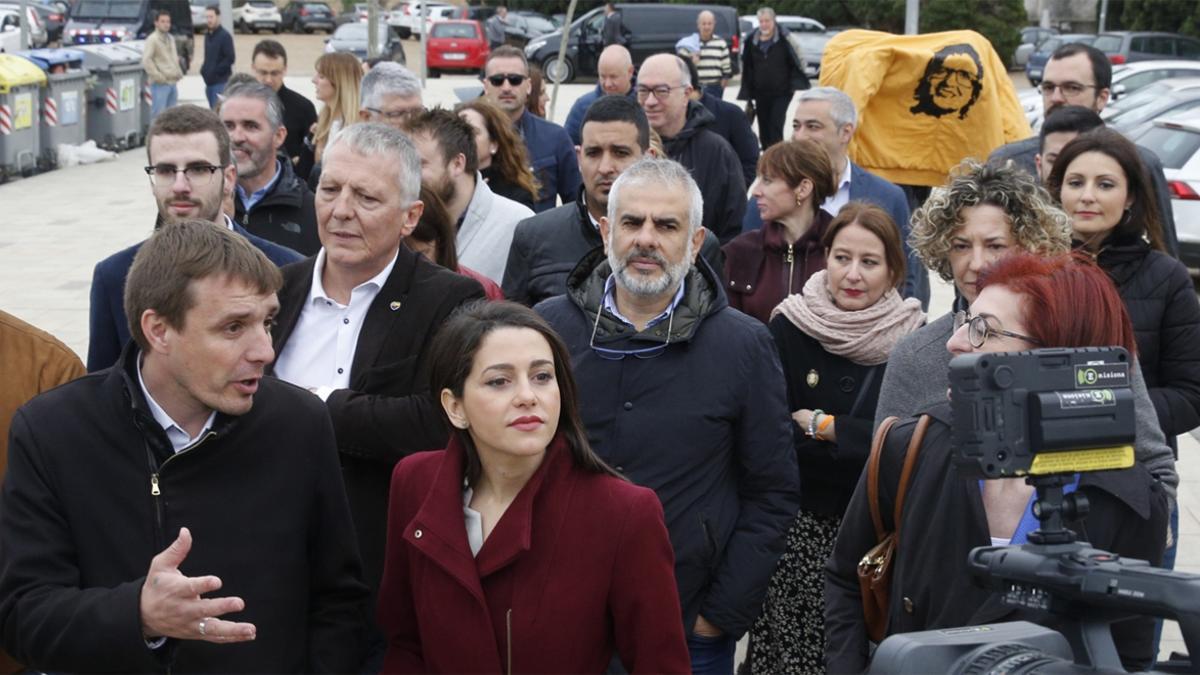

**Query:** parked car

left=325, top=20, right=404, bottom=64
left=281, top=0, right=332, bottom=33
left=1101, top=78, right=1200, bottom=138
left=1129, top=111, right=1200, bottom=272
left=66, top=0, right=193, bottom=69
left=233, top=0, right=281, bottom=33
left=1022, top=59, right=1200, bottom=129
left=1093, top=31, right=1200, bottom=65
left=189, top=0, right=217, bottom=32
left=1012, top=26, right=1057, bottom=68
left=526, top=3, right=740, bottom=84
left=741, top=14, right=829, bottom=78
left=1024, top=33, right=1095, bottom=86
left=501, top=12, right=552, bottom=48
left=391, top=3, right=456, bottom=39
left=426, top=18, right=485, bottom=77
left=0, top=1, right=62, bottom=44
left=0, top=3, right=47, bottom=46
left=0, top=12, right=20, bottom=51
left=388, top=0, right=447, bottom=38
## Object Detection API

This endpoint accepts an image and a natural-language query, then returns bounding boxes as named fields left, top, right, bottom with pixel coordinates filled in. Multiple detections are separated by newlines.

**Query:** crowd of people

left=0, top=5, right=1198, bottom=675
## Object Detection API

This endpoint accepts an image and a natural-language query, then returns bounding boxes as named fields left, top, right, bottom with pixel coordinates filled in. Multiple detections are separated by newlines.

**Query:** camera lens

left=952, top=642, right=1076, bottom=674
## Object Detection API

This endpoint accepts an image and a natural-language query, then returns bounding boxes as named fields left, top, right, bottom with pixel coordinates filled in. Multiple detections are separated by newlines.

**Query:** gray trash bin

left=113, top=42, right=152, bottom=142
left=78, top=43, right=143, bottom=151
left=17, top=48, right=90, bottom=171
left=0, top=54, right=47, bottom=181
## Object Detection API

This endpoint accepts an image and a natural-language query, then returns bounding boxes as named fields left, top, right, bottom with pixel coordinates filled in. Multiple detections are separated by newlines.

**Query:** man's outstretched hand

left=140, top=527, right=257, bottom=643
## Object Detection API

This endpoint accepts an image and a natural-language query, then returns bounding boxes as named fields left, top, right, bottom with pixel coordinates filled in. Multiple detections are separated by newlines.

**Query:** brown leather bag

left=857, top=414, right=931, bottom=642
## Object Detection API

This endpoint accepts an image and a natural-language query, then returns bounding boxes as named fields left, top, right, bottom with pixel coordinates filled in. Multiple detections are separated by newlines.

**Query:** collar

left=308, top=247, right=399, bottom=306
left=136, top=353, right=217, bottom=450
left=763, top=209, right=832, bottom=251
left=601, top=273, right=685, bottom=329
left=221, top=214, right=236, bottom=231
left=581, top=193, right=601, bottom=231
left=835, top=158, right=852, bottom=191
left=236, top=159, right=283, bottom=208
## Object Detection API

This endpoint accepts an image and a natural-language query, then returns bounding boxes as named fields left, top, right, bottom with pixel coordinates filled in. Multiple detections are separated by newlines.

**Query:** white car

left=1022, top=59, right=1200, bottom=130
left=389, top=0, right=450, bottom=39
left=233, top=0, right=282, bottom=34
left=0, top=5, right=45, bottom=49
left=0, top=11, right=19, bottom=52
left=740, top=14, right=830, bottom=78
left=1129, top=111, right=1200, bottom=273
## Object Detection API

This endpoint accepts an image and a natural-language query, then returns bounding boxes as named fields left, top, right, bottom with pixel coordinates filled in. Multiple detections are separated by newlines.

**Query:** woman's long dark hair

left=427, top=300, right=623, bottom=486
left=1046, top=127, right=1166, bottom=252
left=407, top=185, right=458, bottom=271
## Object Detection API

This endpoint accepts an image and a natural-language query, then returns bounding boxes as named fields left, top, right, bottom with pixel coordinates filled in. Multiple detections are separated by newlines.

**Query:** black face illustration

left=910, top=43, right=984, bottom=120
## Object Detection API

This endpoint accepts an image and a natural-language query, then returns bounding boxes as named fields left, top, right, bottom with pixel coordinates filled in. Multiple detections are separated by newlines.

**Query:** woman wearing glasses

left=745, top=204, right=924, bottom=674
left=310, top=52, right=362, bottom=166
left=376, top=301, right=689, bottom=673
left=722, top=139, right=837, bottom=324
left=826, top=252, right=1170, bottom=673
left=456, top=98, right=540, bottom=210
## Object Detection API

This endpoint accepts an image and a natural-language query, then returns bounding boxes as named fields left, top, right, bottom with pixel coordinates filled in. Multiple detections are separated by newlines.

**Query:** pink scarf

left=770, top=270, right=925, bottom=366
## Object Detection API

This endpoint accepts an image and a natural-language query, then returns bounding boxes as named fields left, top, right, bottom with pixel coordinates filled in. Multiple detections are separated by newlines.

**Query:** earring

left=795, top=194, right=804, bottom=207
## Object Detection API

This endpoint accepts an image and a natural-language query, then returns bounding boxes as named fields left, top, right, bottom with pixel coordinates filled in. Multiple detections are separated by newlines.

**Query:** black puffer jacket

left=1097, top=239, right=1200, bottom=446
left=234, top=156, right=322, bottom=256
left=662, top=101, right=747, bottom=244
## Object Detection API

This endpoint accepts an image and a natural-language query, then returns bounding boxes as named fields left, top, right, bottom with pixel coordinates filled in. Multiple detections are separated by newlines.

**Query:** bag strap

left=866, top=416, right=899, bottom=541
left=892, top=415, right=932, bottom=540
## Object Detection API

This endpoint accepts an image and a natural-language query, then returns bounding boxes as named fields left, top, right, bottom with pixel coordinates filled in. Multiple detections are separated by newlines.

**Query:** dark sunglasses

left=485, top=73, right=526, bottom=87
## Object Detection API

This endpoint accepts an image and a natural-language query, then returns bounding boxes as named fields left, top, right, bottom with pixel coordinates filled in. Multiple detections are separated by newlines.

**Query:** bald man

left=692, top=10, right=731, bottom=98
left=564, top=44, right=636, bottom=145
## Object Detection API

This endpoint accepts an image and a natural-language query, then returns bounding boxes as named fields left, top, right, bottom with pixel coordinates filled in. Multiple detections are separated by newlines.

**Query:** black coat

left=0, top=344, right=372, bottom=672
left=699, top=90, right=760, bottom=187
left=277, top=83, right=318, bottom=173
left=737, top=26, right=809, bottom=101
left=663, top=101, right=747, bottom=244
left=234, top=156, right=321, bottom=256
left=1098, top=240, right=1200, bottom=445
left=768, top=315, right=886, bottom=516
left=200, top=25, right=234, bottom=85
left=535, top=249, right=800, bottom=638
left=270, top=247, right=486, bottom=594
left=502, top=188, right=726, bottom=307
left=825, top=404, right=1169, bottom=674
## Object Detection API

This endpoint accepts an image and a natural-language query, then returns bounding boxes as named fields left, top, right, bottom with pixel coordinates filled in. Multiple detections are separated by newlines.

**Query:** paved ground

left=0, top=35, right=1193, bottom=663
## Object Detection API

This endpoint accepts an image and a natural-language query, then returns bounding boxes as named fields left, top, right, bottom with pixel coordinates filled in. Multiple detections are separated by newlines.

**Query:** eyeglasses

left=365, top=106, right=422, bottom=121
left=588, top=304, right=673, bottom=361
left=1038, top=81, right=1097, bottom=97
left=635, top=84, right=685, bottom=101
left=144, top=163, right=224, bottom=187
left=953, top=310, right=1043, bottom=349
left=485, top=73, right=526, bottom=87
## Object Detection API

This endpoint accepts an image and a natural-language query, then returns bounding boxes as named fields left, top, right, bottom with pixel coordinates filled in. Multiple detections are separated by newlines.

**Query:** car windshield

left=1111, top=94, right=1194, bottom=130
left=304, top=2, right=327, bottom=9
left=1133, top=123, right=1200, bottom=169
left=335, top=22, right=386, bottom=40
left=73, top=0, right=141, bottom=20
left=249, top=1, right=273, bottom=7
left=431, top=22, right=474, bottom=38
left=1093, top=35, right=1123, bottom=52
left=1108, top=81, right=1175, bottom=112
left=524, top=16, right=553, bottom=33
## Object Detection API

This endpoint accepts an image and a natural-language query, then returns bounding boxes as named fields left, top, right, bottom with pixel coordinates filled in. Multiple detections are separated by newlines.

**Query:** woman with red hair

left=826, top=252, right=1170, bottom=674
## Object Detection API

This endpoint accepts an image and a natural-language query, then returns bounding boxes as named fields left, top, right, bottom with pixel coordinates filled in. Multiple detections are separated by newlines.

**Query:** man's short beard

left=437, top=173, right=456, bottom=205
left=607, top=236, right=694, bottom=298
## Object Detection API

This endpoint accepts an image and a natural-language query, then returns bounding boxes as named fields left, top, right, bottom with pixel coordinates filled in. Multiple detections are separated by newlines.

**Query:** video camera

left=868, top=348, right=1200, bottom=674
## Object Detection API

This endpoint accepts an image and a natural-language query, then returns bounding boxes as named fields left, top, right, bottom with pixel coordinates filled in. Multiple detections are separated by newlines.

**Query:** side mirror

left=1112, top=83, right=1126, bottom=101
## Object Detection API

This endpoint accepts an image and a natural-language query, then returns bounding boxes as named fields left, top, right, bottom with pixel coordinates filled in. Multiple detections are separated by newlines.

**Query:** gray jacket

left=874, top=311, right=1179, bottom=497
left=457, top=172, right=534, bottom=283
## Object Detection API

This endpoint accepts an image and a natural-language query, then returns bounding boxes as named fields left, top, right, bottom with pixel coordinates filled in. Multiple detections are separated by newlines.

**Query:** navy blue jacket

left=699, top=90, right=759, bottom=187
left=200, top=25, right=234, bottom=86
left=517, top=110, right=582, bottom=213
left=742, top=162, right=930, bottom=308
left=86, top=221, right=301, bottom=372
left=535, top=249, right=800, bottom=638
left=564, top=84, right=639, bottom=146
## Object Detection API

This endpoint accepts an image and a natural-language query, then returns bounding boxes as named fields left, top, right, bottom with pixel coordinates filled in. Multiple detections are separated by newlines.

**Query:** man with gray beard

left=535, top=158, right=799, bottom=674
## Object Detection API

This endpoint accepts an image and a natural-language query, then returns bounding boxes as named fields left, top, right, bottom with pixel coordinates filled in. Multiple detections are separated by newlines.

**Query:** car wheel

left=398, top=27, right=410, bottom=39
left=542, top=54, right=574, bottom=84
left=273, top=24, right=280, bottom=33
left=428, top=68, right=440, bottom=78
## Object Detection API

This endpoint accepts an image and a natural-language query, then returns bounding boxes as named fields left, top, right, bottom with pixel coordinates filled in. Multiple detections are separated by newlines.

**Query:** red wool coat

left=377, top=434, right=690, bottom=674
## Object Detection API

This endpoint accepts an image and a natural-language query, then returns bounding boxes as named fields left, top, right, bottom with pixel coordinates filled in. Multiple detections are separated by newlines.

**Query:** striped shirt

left=697, top=36, right=732, bottom=85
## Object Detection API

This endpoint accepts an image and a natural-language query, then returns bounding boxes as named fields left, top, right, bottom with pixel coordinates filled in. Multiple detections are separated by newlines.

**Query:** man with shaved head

left=691, top=10, right=731, bottom=98
left=564, top=44, right=635, bottom=145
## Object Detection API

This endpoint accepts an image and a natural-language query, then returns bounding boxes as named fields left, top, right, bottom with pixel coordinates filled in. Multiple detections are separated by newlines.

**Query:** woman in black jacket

left=746, top=203, right=924, bottom=673
left=825, top=252, right=1170, bottom=673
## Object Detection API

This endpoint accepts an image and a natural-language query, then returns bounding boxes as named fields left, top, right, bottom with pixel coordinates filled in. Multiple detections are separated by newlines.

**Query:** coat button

left=616, top=465, right=624, bottom=472
left=414, top=529, right=423, bottom=539
left=745, top=284, right=753, bottom=291
left=623, top=401, right=633, bottom=411
left=903, top=596, right=914, bottom=613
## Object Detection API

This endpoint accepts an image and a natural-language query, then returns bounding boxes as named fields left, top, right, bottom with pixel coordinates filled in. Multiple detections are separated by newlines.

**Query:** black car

left=281, top=0, right=332, bottom=33
left=525, top=3, right=740, bottom=83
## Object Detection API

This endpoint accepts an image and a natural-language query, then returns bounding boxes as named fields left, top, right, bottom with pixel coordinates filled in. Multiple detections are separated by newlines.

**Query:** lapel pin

left=389, top=301, right=402, bottom=311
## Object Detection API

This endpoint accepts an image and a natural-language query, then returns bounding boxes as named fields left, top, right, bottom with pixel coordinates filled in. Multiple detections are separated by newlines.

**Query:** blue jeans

left=1152, top=504, right=1180, bottom=657
left=702, top=83, right=725, bottom=100
left=687, top=633, right=736, bottom=674
left=205, top=80, right=227, bottom=109
left=150, top=83, right=177, bottom=119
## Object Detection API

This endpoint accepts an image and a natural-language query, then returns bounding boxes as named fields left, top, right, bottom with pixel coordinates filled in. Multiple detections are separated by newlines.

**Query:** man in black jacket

left=683, top=56, right=758, bottom=187
left=504, top=96, right=724, bottom=306
left=200, top=6, right=234, bottom=109
left=638, top=53, right=746, bottom=243
left=252, top=39, right=317, bottom=174
left=738, top=7, right=809, bottom=149
left=221, top=81, right=320, bottom=256
left=0, top=220, right=371, bottom=672
left=536, top=158, right=799, bottom=674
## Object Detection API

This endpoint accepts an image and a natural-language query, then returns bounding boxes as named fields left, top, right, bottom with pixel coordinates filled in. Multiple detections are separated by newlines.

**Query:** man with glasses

left=481, top=46, right=581, bottom=213
left=637, top=53, right=746, bottom=243
left=252, top=40, right=317, bottom=172
left=86, top=105, right=302, bottom=372
left=221, top=82, right=319, bottom=256
left=358, top=62, right=423, bottom=132
left=988, top=42, right=1179, bottom=255
left=536, top=158, right=798, bottom=674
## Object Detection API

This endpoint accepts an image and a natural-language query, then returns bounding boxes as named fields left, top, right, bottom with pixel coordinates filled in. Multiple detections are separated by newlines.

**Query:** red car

left=426, top=19, right=488, bottom=77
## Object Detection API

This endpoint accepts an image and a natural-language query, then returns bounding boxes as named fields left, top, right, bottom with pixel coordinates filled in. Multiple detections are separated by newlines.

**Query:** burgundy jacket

left=722, top=209, right=833, bottom=323
left=378, top=434, right=690, bottom=674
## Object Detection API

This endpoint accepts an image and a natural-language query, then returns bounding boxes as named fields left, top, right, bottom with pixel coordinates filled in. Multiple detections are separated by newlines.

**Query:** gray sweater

left=874, top=311, right=1179, bottom=497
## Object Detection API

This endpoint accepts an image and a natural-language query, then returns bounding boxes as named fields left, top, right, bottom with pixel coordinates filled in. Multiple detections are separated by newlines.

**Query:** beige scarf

left=771, top=270, right=925, bottom=366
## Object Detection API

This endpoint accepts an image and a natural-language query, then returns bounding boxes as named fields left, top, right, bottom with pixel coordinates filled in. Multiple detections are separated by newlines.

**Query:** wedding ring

left=198, top=618, right=208, bottom=636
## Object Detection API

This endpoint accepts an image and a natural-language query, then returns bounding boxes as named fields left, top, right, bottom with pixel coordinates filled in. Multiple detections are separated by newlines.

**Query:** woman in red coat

left=377, top=300, right=690, bottom=674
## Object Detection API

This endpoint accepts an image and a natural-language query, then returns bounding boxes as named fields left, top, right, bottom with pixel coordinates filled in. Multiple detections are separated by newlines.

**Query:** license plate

left=444, top=53, right=466, bottom=60
left=256, top=21, right=273, bottom=27
left=1029, top=69, right=1042, bottom=79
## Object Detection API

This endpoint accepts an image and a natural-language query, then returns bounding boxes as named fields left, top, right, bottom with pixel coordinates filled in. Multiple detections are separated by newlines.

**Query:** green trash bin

left=0, top=54, right=47, bottom=181
left=78, top=43, right=143, bottom=151
left=17, top=48, right=90, bottom=171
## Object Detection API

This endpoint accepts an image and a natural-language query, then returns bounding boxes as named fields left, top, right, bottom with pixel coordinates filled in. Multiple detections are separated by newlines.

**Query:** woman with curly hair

left=456, top=98, right=540, bottom=209
left=311, top=52, right=362, bottom=165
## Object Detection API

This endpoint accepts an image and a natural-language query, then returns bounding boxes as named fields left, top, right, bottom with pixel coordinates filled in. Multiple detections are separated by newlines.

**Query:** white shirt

left=273, top=248, right=399, bottom=400
left=820, top=158, right=854, bottom=218
left=136, top=355, right=216, bottom=453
